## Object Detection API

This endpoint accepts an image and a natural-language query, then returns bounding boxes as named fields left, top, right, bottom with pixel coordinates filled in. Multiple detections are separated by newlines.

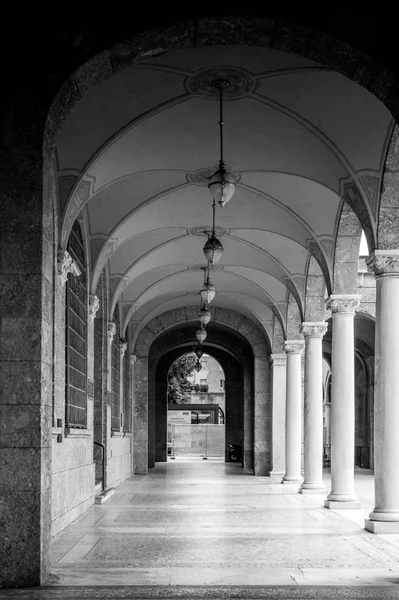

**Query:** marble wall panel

left=0, top=361, right=42, bottom=404
left=52, top=462, right=94, bottom=527
left=0, top=403, right=51, bottom=448
left=0, top=447, right=52, bottom=492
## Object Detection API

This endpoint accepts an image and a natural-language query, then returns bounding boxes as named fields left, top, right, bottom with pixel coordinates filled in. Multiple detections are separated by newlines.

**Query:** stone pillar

left=365, top=251, right=399, bottom=532
left=299, top=323, right=327, bottom=493
left=133, top=356, right=148, bottom=474
left=243, top=357, right=254, bottom=473
left=254, top=356, right=271, bottom=476
left=325, top=295, right=361, bottom=509
left=282, top=340, right=304, bottom=484
left=129, top=355, right=137, bottom=473
left=269, top=354, right=286, bottom=477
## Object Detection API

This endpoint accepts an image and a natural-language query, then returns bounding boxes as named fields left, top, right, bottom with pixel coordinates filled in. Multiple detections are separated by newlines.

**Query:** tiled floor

left=4, top=459, right=399, bottom=599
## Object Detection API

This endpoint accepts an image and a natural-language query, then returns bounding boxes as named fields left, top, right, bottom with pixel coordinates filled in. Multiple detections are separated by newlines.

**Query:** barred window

left=111, top=308, right=120, bottom=431
left=65, top=221, right=87, bottom=428
left=123, top=340, right=131, bottom=433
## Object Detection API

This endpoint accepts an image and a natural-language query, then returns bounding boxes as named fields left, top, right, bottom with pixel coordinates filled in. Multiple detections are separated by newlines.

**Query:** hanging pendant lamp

left=198, top=304, right=211, bottom=326
left=194, top=344, right=204, bottom=359
left=208, top=79, right=236, bottom=208
left=196, top=327, right=207, bottom=344
left=203, top=199, right=223, bottom=265
left=200, top=263, right=216, bottom=304
left=195, top=359, right=202, bottom=373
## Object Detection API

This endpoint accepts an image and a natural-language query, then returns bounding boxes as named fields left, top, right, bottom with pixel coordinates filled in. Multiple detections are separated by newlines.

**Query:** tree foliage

left=167, top=353, right=197, bottom=404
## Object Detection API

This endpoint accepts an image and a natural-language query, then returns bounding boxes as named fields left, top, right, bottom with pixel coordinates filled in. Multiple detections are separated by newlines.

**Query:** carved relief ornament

left=107, top=322, right=117, bottom=344
left=367, top=250, right=399, bottom=278
left=130, top=354, right=137, bottom=367
left=120, top=341, right=128, bottom=359
left=326, top=295, right=361, bottom=315
left=300, top=322, right=328, bottom=338
left=88, top=294, right=100, bottom=322
left=57, top=249, right=81, bottom=286
left=270, top=354, right=286, bottom=366
left=283, top=340, right=305, bottom=354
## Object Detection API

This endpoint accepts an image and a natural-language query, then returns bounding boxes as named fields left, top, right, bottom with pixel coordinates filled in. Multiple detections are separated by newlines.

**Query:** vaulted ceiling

left=56, top=44, right=392, bottom=339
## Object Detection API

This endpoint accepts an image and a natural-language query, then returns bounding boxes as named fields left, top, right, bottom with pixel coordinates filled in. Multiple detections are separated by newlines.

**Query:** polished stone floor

left=3, top=459, right=399, bottom=599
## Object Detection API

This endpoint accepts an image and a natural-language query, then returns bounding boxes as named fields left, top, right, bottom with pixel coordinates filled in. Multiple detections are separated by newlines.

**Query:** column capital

left=300, top=322, right=328, bottom=338
left=269, top=353, right=286, bottom=366
left=107, top=322, right=117, bottom=344
left=283, top=340, right=305, bottom=354
left=57, top=249, right=81, bottom=286
left=326, top=294, right=361, bottom=314
left=130, top=354, right=137, bottom=367
left=367, top=250, right=399, bottom=279
left=120, top=340, right=128, bottom=359
left=88, top=294, right=100, bottom=322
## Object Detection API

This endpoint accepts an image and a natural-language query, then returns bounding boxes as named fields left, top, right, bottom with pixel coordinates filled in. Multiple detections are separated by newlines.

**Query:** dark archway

left=148, top=323, right=254, bottom=470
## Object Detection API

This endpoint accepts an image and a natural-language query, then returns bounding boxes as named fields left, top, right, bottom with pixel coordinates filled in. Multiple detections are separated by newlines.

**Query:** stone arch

left=304, top=255, right=327, bottom=322
left=333, top=201, right=363, bottom=294
left=132, top=307, right=271, bottom=476
left=377, top=124, right=399, bottom=249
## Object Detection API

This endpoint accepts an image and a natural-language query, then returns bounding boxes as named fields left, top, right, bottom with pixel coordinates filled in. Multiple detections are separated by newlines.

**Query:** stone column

left=365, top=251, right=399, bottom=532
left=243, top=356, right=254, bottom=473
left=299, top=323, right=327, bottom=493
left=129, top=355, right=136, bottom=474
left=282, top=340, right=304, bottom=484
left=325, top=295, right=361, bottom=509
left=119, top=341, right=127, bottom=433
left=269, top=354, right=286, bottom=477
left=133, top=356, right=148, bottom=474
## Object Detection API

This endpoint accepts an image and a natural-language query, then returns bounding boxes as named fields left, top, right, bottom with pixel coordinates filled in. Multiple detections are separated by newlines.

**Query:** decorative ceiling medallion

left=185, top=66, right=256, bottom=100
left=187, top=226, right=230, bottom=237
left=187, top=167, right=241, bottom=187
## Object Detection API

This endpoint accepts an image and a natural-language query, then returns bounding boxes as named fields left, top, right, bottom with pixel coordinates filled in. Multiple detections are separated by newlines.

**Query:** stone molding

left=283, top=340, right=305, bottom=354
left=326, top=294, right=361, bottom=314
left=367, top=250, right=399, bottom=279
left=107, top=322, right=117, bottom=344
left=88, top=294, right=100, bottom=322
left=300, top=322, right=328, bottom=338
left=130, top=354, right=137, bottom=367
left=57, top=249, right=81, bottom=286
left=270, top=353, right=286, bottom=366
left=120, top=341, right=128, bottom=359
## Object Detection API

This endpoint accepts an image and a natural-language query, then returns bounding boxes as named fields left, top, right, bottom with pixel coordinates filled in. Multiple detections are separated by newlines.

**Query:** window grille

left=65, top=222, right=87, bottom=428
left=123, top=341, right=131, bottom=433
left=111, top=313, right=120, bottom=431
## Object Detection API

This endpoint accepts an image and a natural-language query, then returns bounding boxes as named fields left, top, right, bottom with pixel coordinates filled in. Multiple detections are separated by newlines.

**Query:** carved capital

left=88, top=294, right=100, bottom=322
left=130, top=354, right=137, bottom=367
left=283, top=340, right=305, bottom=354
left=270, top=354, right=286, bottom=366
left=107, top=322, right=117, bottom=344
left=326, top=294, right=361, bottom=315
left=300, top=322, right=328, bottom=339
left=367, top=250, right=399, bottom=279
left=57, top=249, right=81, bottom=286
left=120, top=341, right=128, bottom=359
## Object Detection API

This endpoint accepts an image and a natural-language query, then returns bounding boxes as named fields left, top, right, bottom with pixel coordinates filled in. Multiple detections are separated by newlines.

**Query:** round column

left=325, top=295, right=360, bottom=509
left=282, top=340, right=304, bottom=484
left=269, top=354, right=286, bottom=477
left=300, top=323, right=327, bottom=493
left=366, top=251, right=399, bottom=532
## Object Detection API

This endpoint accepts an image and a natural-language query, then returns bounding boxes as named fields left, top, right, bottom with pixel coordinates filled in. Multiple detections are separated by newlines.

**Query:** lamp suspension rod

left=212, top=198, right=216, bottom=233
left=219, top=83, right=224, bottom=165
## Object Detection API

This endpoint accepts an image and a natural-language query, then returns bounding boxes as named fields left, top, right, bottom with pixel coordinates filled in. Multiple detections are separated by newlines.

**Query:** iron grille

left=111, top=322, right=120, bottom=431
left=123, top=340, right=131, bottom=432
left=65, top=222, right=87, bottom=428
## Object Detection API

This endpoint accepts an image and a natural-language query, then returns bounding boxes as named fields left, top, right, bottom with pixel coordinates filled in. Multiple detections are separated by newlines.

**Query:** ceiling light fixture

left=196, top=326, right=207, bottom=344
left=194, top=344, right=204, bottom=359
left=198, top=303, right=211, bottom=326
left=200, top=264, right=216, bottom=304
left=208, top=79, right=236, bottom=208
left=203, top=199, right=223, bottom=265
left=195, top=359, right=202, bottom=373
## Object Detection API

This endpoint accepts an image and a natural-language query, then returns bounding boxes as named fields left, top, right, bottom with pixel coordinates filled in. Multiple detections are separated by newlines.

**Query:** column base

left=325, top=499, right=361, bottom=510
left=269, top=469, right=285, bottom=477
left=300, top=484, right=326, bottom=494
left=281, top=475, right=303, bottom=484
left=365, top=518, right=399, bottom=533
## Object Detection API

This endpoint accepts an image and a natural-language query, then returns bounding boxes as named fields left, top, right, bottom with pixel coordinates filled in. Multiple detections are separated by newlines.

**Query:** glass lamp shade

left=196, top=327, right=207, bottom=344
left=198, top=305, right=211, bottom=326
left=208, top=167, right=236, bottom=207
left=203, top=235, right=223, bottom=265
left=194, top=345, right=204, bottom=359
left=195, top=360, right=202, bottom=373
left=200, top=281, right=216, bottom=304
